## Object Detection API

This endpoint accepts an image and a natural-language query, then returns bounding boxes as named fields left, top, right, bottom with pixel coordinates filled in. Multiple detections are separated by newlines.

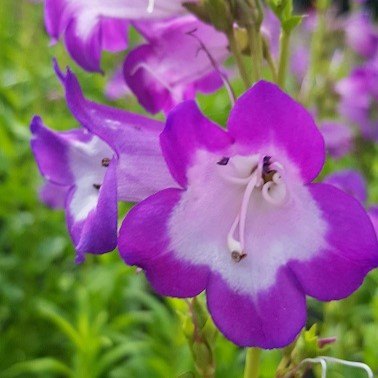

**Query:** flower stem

left=243, top=348, right=262, bottom=378
left=227, top=30, right=251, bottom=89
left=277, top=29, right=291, bottom=88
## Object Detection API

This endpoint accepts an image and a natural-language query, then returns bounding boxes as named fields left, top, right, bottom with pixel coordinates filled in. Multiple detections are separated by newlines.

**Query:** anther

left=231, top=251, right=247, bottom=262
left=101, top=157, right=110, bottom=167
left=217, top=157, right=230, bottom=166
left=93, top=184, right=101, bottom=190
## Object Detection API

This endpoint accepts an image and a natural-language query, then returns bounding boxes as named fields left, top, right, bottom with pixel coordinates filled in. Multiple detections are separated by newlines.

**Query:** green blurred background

left=0, top=1, right=377, bottom=377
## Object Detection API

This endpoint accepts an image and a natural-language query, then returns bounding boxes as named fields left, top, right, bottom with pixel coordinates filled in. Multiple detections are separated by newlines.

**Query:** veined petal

left=290, top=183, right=378, bottom=301
left=227, top=81, right=325, bottom=183
left=119, top=188, right=210, bottom=297
left=161, top=101, right=233, bottom=188
left=67, top=157, right=118, bottom=262
left=57, top=65, right=177, bottom=201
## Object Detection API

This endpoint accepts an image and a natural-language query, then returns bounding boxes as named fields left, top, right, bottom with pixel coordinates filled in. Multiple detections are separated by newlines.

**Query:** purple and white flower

left=124, top=15, right=229, bottom=114
left=45, top=0, right=190, bottom=72
left=31, top=66, right=175, bottom=262
left=118, top=81, right=378, bottom=348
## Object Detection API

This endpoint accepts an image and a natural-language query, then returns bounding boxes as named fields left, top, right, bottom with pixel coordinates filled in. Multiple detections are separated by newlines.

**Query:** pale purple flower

left=345, top=13, right=378, bottom=59
left=31, top=65, right=175, bottom=262
left=324, top=169, right=378, bottom=236
left=336, top=64, right=378, bottom=141
left=118, top=81, right=378, bottom=348
left=45, top=0, right=189, bottom=72
left=324, top=170, right=367, bottom=204
left=320, top=121, right=354, bottom=158
left=123, top=15, right=229, bottom=114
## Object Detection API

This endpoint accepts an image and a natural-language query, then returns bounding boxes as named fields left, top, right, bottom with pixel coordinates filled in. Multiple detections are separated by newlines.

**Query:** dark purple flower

left=124, top=15, right=229, bottom=114
left=31, top=66, right=175, bottom=262
left=345, top=13, right=378, bottom=59
left=45, top=0, right=188, bottom=72
left=320, top=121, right=354, bottom=159
left=118, top=81, right=378, bottom=348
left=336, top=64, right=378, bottom=141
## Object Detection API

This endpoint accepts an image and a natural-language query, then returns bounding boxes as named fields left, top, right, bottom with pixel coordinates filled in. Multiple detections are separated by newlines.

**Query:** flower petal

left=39, top=182, right=69, bottom=209
left=227, top=81, right=325, bottom=183
left=161, top=101, right=233, bottom=188
left=323, top=169, right=367, bottom=204
left=119, top=188, right=210, bottom=297
left=30, top=116, right=89, bottom=186
left=56, top=65, right=176, bottom=201
left=67, top=157, right=118, bottom=262
left=290, top=183, right=378, bottom=301
left=207, top=268, right=306, bottom=349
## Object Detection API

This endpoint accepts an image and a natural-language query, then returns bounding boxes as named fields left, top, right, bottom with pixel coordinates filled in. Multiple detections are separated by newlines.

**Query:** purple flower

left=45, top=0, right=189, bottom=72
left=336, top=64, right=378, bottom=141
left=124, top=16, right=229, bottom=114
left=320, top=121, right=354, bottom=159
left=323, top=170, right=367, bottom=204
left=345, top=13, right=378, bottom=59
left=118, top=81, right=378, bottom=348
left=31, top=66, right=175, bottom=262
left=323, top=169, right=378, bottom=236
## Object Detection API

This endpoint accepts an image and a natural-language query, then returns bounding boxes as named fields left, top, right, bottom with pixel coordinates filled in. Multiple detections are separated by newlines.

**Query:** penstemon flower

left=124, top=15, right=229, bottom=114
left=31, top=65, right=175, bottom=262
left=118, top=81, right=378, bottom=348
left=44, top=0, right=190, bottom=72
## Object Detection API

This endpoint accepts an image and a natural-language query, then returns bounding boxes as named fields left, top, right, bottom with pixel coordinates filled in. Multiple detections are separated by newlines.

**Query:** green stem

left=227, top=30, right=251, bottom=89
left=263, top=38, right=278, bottom=82
left=277, top=29, right=291, bottom=88
left=243, top=348, right=262, bottom=378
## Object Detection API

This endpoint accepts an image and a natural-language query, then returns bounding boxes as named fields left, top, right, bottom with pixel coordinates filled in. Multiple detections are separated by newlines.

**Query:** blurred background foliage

left=0, top=0, right=377, bottom=377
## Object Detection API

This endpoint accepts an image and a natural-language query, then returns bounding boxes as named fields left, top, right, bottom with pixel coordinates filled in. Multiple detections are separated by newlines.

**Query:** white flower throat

left=217, top=154, right=288, bottom=262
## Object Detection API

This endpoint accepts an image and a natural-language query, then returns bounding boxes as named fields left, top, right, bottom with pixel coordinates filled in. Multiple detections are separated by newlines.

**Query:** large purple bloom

left=118, top=81, right=378, bottom=348
left=45, top=0, right=189, bottom=72
left=31, top=66, right=175, bottom=262
left=336, top=63, right=378, bottom=142
left=124, top=15, right=229, bottom=114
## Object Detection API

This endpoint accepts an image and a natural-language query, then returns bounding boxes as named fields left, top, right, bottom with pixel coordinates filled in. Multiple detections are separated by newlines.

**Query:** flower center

left=217, top=155, right=287, bottom=262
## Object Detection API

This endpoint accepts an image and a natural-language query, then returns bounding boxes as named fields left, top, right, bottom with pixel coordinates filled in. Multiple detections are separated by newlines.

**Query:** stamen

left=223, top=155, right=287, bottom=261
left=147, top=0, right=155, bottom=13
left=93, top=184, right=101, bottom=190
left=217, top=157, right=229, bottom=166
left=101, top=157, right=110, bottom=167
